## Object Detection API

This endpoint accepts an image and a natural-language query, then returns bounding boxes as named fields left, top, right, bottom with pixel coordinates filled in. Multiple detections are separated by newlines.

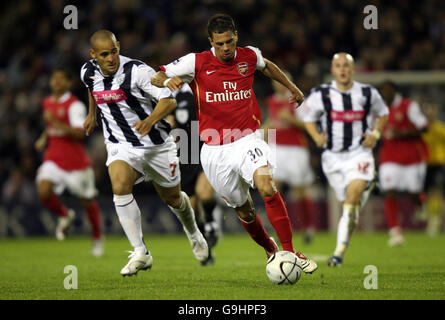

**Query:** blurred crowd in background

left=1, top=0, right=444, bottom=234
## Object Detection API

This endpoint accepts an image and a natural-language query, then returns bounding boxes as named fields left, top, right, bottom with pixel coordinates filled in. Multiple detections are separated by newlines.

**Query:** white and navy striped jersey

left=80, top=55, right=173, bottom=148
left=301, top=80, right=389, bottom=152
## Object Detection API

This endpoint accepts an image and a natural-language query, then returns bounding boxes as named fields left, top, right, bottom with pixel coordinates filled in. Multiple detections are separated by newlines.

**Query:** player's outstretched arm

left=261, top=59, right=304, bottom=106
left=84, top=89, right=98, bottom=136
left=151, top=71, right=184, bottom=91
left=304, top=122, right=327, bottom=148
left=132, top=97, right=177, bottom=137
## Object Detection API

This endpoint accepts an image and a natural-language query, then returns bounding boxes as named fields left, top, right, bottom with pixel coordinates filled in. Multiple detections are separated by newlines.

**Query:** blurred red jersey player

left=378, top=81, right=429, bottom=246
left=35, top=68, right=103, bottom=257
left=264, top=73, right=317, bottom=244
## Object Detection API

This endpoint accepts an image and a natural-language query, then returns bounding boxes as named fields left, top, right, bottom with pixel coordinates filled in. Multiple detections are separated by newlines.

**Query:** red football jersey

left=42, top=93, right=92, bottom=170
left=379, top=95, right=428, bottom=165
left=266, top=94, right=308, bottom=147
left=162, top=46, right=264, bottom=145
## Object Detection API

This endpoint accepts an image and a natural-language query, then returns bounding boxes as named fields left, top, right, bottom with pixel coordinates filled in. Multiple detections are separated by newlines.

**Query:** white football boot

left=388, top=227, right=405, bottom=247
left=184, top=228, right=209, bottom=262
left=295, top=251, right=318, bottom=274
left=91, top=238, right=105, bottom=257
left=265, top=237, right=279, bottom=259
left=120, top=250, right=153, bottom=277
left=55, top=209, right=75, bottom=241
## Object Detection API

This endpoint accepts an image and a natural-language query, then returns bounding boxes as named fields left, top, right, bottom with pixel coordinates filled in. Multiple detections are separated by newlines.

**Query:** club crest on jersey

left=237, top=62, right=249, bottom=76
left=116, top=74, right=125, bottom=85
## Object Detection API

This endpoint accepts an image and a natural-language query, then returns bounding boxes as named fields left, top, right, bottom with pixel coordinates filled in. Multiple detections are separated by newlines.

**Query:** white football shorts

left=379, top=162, right=426, bottom=193
left=321, top=146, right=375, bottom=202
left=105, top=136, right=180, bottom=188
left=200, top=131, right=276, bottom=208
left=270, top=144, right=315, bottom=187
left=36, top=161, right=98, bottom=199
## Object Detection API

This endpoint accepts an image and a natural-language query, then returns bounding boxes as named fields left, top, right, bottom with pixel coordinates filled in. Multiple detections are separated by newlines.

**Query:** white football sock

left=169, top=191, right=199, bottom=235
left=334, top=204, right=359, bottom=258
left=114, top=194, right=147, bottom=255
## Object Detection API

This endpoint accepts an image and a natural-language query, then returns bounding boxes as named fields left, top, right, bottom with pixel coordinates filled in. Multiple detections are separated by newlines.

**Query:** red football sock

left=264, top=192, right=294, bottom=253
left=86, top=200, right=102, bottom=240
left=239, top=214, right=276, bottom=253
left=41, top=192, right=68, bottom=217
left=384, top=196, right=399, bottom=229
left=302, top=197, right=315, bottom=230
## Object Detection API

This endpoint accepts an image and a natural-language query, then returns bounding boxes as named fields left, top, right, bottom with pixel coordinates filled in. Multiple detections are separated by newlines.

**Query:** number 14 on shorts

left=358, top=162, right=370, bottom=174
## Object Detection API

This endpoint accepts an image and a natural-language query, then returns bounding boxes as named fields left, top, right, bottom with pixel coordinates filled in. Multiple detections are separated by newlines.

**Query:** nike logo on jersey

left=206, top=70, right=216, bottom=75
left=89, top=76, right=99, bottom=80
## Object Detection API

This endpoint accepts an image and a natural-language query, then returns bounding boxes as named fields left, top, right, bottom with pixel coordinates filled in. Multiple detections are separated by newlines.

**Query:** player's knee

left=37, top=183, right=52, bottom=200
left=111, top=181, right=133, bottom=196
left=197, top=188, right=213, bottom=203
left=258, top=182, right=276, bottom=199
left=346, top=190, right=362, bottom=206
left=162, top=192, right=182, bottom=208
left=237, top=209, right=255, bottom=223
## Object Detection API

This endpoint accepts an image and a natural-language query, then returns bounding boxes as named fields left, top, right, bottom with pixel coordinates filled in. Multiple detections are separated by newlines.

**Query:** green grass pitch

left=0, top=232, right=444, bottom=300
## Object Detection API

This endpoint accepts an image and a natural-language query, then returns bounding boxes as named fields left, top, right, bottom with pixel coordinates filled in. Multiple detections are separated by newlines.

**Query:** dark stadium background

left=1, top=0, right=444, bottom=237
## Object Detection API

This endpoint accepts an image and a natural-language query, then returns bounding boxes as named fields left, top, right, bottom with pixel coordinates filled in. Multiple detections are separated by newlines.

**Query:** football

left=266, top=251, right=302, bottom=285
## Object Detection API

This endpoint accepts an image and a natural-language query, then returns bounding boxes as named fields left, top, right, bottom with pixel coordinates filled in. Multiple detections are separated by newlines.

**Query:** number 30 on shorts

left=247, top=148, right=263, bottom=162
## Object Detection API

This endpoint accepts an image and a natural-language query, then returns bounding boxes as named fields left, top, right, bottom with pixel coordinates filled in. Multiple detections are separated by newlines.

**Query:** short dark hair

left=51, top=67, right=74, bottom=80
left=379, top=80, right=398, bottom=92
left=207, top=14, right=236, bottom=38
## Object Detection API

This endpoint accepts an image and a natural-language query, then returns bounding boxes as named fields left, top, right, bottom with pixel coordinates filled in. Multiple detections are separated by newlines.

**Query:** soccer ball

left=266, top=251, right=302, bottom=285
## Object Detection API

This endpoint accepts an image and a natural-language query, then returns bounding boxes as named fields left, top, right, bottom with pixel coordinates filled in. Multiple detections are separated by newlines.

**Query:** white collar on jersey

left=52, top=91, right=71, bottom=103
left=210, top=47, right=238, bottom=60
left=331, top=80, right=357, bottom=93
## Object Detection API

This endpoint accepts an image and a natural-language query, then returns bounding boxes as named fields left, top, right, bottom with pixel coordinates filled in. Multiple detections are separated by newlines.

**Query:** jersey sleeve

left=161, top=53, right=196, bottom=83
left=407, top=101, right=428, bottom=130
left=246, top=46, right=266, bottom=71
left=370, top=87, right=389, bottom=117
left=135, top=64, right=173, bottom=101
left=300, top=90, right=324, bottom=122
left=68, top=101, right=87, bottom=129
left=80, top=64, right=88, bottom=88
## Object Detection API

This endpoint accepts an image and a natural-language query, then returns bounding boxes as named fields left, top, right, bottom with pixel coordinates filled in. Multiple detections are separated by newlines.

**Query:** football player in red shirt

left=378, top=81, right=429, bottom=246
left=35, top=68, right=103, bottom=256
left=150, top=14, right=317, bottom=274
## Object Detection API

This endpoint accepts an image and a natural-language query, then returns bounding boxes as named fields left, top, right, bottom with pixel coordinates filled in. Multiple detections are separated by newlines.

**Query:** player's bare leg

left=254, top=165, right=317, bottom=273
left=37, top=179, right=74, bottom=240
left=109, top=161, right=152, bottom=276
left=154, top=183, right=209, bottom=262
left=329, top=179, right=367, bottom=267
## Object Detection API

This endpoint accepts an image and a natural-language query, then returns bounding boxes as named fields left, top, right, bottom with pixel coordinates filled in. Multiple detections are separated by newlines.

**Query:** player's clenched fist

left=289, top=88, right=304, bottom=107
left=132, top=118, right=153, bottom=137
